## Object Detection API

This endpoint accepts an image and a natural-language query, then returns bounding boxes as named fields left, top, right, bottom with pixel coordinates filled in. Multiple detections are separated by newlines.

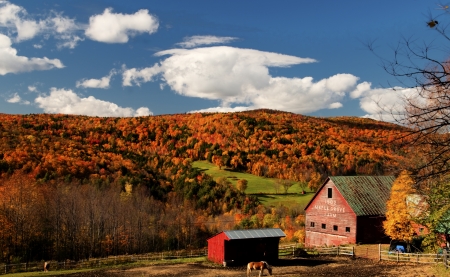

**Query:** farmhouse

left=207, top=228, right=286, bottom=265
left=304, top=176, right=395, bottom=247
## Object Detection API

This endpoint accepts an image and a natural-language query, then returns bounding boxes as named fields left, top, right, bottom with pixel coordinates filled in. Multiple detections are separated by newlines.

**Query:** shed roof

left=223, top=228, right=286, bottom=240
left=330, top=176, right=395, bottom=216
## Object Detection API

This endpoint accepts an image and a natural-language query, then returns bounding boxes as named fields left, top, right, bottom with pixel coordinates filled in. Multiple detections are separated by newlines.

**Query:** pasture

left=192, top=160, right=314, bottom=207
left=20, top=256, right=445, bottom=277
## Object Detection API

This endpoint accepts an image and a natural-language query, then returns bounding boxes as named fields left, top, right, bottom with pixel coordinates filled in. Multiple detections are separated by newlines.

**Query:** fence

left=379, top=247, right=449, bottom=269
left=309, top=244, right=449, bottom=269
left=2, top=245, right=448, bottom=275
left=0, top=249, right=207, bottom=275
left=307, top=246, right=355, bottom=257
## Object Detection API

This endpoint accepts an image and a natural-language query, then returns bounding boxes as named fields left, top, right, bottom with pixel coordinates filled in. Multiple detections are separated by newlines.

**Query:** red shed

left=304, top=176, right=394, bottom=247
left=207, top=228, right=286, bottom=265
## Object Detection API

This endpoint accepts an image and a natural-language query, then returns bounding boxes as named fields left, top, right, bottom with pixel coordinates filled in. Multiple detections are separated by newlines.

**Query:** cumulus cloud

left=176, top=35, right=237, bottom=48
left=85, top=8, right=158, bottom=43
left=76, top=70, right=117, bottom=89
left=351, top=83, right=415, bottom=122
left=122, top=46, right=365, bottom=114
left=329, top=102, right=343, bottom=109
left=6, top=92, right=30, bottom=104
left=0, top=1, right=81, bottom=46
left=0, top=34, right=64, bottom=75
left=188, top=106, right=251, bottom=113
left=35, top=88, right=152, bottom=117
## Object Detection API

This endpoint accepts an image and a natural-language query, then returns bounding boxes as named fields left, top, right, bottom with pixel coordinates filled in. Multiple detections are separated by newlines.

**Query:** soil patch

left=60, top=256, right=439, bottom=277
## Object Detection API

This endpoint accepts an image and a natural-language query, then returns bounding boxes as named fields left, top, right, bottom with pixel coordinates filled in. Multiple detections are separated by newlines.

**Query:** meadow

left=192, top=160, right=315, bottom=208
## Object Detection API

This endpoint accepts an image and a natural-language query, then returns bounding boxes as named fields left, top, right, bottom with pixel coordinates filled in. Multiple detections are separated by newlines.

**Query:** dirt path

left=62, top=257, right=440, bottom=277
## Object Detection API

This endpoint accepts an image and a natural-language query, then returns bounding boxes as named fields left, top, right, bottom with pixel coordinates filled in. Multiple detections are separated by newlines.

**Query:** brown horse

left=247, top=261, right=272, bottom=276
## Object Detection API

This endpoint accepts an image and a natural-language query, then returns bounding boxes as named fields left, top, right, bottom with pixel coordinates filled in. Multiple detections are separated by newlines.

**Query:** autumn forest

left=0, top=109, right=411, bottom=263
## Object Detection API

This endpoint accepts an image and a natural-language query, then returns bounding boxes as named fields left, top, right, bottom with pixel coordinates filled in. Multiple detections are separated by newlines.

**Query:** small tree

left=383, top=171, right=416, bottom=244
left=236, top=179, right=248, bottom=193
left=273, top=179, right=282, bottom=194
left=308, top=172, right=322, bottom=192
left=281, top=180, right=294, bottom=194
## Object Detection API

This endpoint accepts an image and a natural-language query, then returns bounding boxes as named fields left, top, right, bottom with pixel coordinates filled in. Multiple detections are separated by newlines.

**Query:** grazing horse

left=247, top=261, right=272, bottom=276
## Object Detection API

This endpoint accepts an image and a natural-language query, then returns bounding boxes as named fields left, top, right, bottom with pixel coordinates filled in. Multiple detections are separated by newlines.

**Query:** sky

left=0, top=0, right=446, bottom=119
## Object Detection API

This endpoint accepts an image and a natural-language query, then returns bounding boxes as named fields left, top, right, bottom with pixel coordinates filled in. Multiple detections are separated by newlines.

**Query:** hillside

left=0, top=109, right=408, bottom=186
left=0, top=109, right=411, bottom=262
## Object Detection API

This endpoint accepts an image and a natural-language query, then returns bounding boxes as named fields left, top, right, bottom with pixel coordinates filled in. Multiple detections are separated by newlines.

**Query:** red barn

left=207, top=228, right=286, bottom=265
left=304, top=176, right=394, bottom=247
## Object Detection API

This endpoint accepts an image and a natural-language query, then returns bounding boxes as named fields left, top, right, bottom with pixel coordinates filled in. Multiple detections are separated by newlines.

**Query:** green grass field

left=192, top=160, right=314, bottom=208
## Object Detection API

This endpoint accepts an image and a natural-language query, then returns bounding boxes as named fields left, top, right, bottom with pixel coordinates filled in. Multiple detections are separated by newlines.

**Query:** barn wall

left=207, top=232, right=228, bottom=264
left=305, top=179, right=357, bottom=247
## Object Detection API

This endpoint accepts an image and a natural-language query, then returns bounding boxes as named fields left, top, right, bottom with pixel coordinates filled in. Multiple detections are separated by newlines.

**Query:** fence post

left=444, top=249, right=448, bottom=269
left=337, top=246, right=340, bottom=256
left=352, top=246, right=355, bottom=258
left=378, top=244, right=381, bottom=261
left=397, top=251, right=399, bottom=263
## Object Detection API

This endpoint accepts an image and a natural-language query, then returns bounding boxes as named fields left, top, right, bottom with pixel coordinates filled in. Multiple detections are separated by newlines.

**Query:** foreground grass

left=192, top=160, right=314, bottom=207
left=2, top=257, right=208, bottom=277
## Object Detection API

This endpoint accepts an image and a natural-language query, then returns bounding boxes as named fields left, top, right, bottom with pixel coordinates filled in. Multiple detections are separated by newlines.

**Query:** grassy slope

left=192, top=160, right=314, bottom=208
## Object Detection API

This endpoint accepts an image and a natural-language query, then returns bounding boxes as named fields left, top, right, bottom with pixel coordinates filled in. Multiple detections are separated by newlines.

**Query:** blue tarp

left=395, top=245, right=405, bottom=253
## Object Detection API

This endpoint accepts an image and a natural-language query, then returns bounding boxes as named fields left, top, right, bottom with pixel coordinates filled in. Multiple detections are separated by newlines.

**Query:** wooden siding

left=207, top=232, right=228, bottom=264
left=305, top=179, right=357, bottom=247
left=305, top=177, right=395, bottom=246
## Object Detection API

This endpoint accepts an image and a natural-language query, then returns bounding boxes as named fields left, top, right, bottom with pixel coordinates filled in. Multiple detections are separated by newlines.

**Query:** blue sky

left=0, top=0, right=446, bottom=118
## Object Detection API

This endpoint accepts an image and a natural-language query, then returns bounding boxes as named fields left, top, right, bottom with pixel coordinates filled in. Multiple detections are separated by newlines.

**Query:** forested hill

left=0, top=109, right=408, bottom=187
left=0, top=109, right=411, bottom=261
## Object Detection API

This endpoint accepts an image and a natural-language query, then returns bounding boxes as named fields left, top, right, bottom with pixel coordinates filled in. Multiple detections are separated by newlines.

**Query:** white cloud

left=0, top=34, right=64, bottom=75
left=350, top=81, right=371, bottom=98
left=33, top=44, right=42, bottom=49
left=0, top=1, right=81, bottom=45
left=6, top=92, right=20, bottom=103
left=57, top=34, right=84, bottom=49
left=189, top=106, right=251, bottom=113
left=329, top=102, right=343, bottom=109
left=76, top=70, right=117, bottom=89
left=85, top=8, right=158, bottom=43
left=176, top=35, right=237, bottom=48
left=122, top=46, right=365, bottom=114
left=28, top=85, right=37, bottom=92
left=122, top=64, right=161, bottom=86
left=6, top=92, right=30, bottom=104
left=352, top=83, right=415, bottom=121
left=35, top=88, right=152, bottom=117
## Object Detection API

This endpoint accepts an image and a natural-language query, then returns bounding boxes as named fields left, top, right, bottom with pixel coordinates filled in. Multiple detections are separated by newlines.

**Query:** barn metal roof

left=224, top=228, right=286, bottom=240
left=330, top=176, right=395, bottom=216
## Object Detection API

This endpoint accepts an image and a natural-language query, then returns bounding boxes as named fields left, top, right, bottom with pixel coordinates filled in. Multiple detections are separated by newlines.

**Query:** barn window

left=327, top=188, right=332, bottom=198
left=345, top=227, right=350, bottom=232
left=310, top=222, right=315, bottom=227
left=333, top=225, right=338, bottom=231
left=321, top=223, right=326, bottom=229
